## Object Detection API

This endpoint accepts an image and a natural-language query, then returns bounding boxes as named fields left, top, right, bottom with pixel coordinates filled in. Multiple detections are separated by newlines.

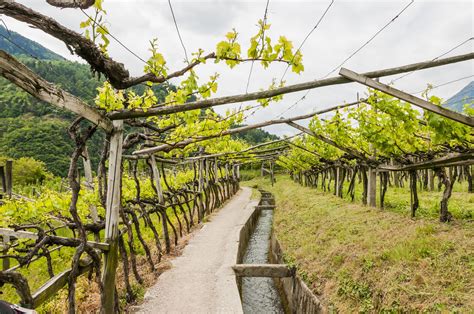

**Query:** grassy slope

left=242, top=175, right=474, bottom=312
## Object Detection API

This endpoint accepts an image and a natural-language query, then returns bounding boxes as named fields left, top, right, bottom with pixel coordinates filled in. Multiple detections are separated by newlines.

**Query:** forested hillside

left=0, top=26, right=170, bottom=176
left=0, top=25, right=64, bottom=61
left=0, top=55, right=106, bottom=176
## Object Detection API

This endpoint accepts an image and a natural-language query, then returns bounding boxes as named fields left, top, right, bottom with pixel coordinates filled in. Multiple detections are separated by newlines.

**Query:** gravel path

left=134, top=187, right=256, bottom=314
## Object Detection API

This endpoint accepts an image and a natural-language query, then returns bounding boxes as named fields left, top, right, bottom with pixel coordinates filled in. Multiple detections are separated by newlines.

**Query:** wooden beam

left=0, top=228, right=109, bottom=250
left=186, top=135, right=299, bottom=160
left=286, top=141, right=321, bottom=157
left=108, top=52, right=474, bottom=120
left=133, top=103, right=358, bottom=155
left=0, top=51, right=113, bottom=132
left=256, top=205, right=276, bottom=210
left=378, top=152, right=474, bottom=171
left=0, top=228, right=38, bottom=240
left=232, top=264, right=295, bottom=277
left=339, top=68, right=474, bottom=127
left=286, top=121, right=366, bottom=160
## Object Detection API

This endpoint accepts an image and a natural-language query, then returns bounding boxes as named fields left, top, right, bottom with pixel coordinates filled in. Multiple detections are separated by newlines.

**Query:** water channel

left=241, top=203, right=285, bottom=313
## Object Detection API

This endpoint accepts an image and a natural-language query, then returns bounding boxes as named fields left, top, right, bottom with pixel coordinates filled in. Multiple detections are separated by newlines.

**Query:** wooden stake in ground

left=101, top=120, right=123, bottom=314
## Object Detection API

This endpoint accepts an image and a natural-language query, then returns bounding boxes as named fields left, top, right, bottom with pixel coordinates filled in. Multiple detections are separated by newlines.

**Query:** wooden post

left=2, top=235, right=10, bottom=270
left=236, top=164, right=240, bottom=180
left=5, top=160, right=12, bottom=199
left=335, top=166, right=340, bottom=197
left=367, top=167, right=377, bottom=207
left=214, top=158, right=218, bottom=181
left=205, top=158, right=210, bottom=184
left=270, top=161, right=275, bottom=186
left=199, top=158, right=205, bottom=193
left=150, top=156, right=164, bottom=203
left=261, top=161, right=265, bottom=177
left=82, top=146, right=99, bottom=234
left=428, top=169, right=434, bottom=191
left=82, top=146, right=94, bottom=189
left=0, top=166, right=5, bottom=199
left=101, top=120, right=123, bottom=314
left=150, top=155, right=170, bottom=252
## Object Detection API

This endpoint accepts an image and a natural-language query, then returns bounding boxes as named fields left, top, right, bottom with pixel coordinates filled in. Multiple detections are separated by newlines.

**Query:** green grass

left=242, top=175, right=474, bottom=312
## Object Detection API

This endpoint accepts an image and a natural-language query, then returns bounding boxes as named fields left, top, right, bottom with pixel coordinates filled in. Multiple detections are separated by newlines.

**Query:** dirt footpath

left=134, top=187, right=256, bottom=314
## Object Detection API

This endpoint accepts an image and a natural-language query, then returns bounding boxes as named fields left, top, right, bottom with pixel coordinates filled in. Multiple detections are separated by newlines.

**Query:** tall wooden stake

left=102, top=120, right=123, bottom=314
left=0, top=166, right=6, bottom=199
left=367, top=168, right=377, bottom=207
left=82, top=146, right=94, bottom=189
left=5, top=160, right=12, bottom=199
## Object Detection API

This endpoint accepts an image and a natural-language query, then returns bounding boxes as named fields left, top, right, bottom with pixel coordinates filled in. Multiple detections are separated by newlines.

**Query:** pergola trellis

left=0, top=1, right=473, bottom=313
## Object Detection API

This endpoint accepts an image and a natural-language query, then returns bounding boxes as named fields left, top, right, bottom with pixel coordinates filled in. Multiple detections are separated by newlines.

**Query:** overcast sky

left=2, top=0, right=473, bottom=136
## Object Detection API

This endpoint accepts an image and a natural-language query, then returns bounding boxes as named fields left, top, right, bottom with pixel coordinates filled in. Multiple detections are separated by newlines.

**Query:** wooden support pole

left=214, top=157, right=218, bottom=181
left=205, top=158, right=210, bottom=184
left=2, top=235, right=10, bottom=270
left=232, top=264, right=295, bottom=277
left=149, top=154, right=170, bottom=253
left=150, top=156, right=164, bottom=203
left=82, top=146, right=99, bottom=233
left=5, top=160, right=12, bottom=199
left=428, top=169, right=435, bottom=191
left=339, top=68, right=474, bottom=127
left=198, top=158, right=205, bottom=193
left=82, top=146, right=94, bottom=189
left=270, top=161, right=275, bottom=186
left=367, top=167, right=377, bottom=207
left=101, top=120, right=123, bottom=314
left=0, top=166, right=5, bottom=199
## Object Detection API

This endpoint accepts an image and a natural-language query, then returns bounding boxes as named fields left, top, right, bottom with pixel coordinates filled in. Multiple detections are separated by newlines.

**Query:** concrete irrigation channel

left=135, top=187, right=320, bottom=313
left=234, top=189, right=322, bottom=314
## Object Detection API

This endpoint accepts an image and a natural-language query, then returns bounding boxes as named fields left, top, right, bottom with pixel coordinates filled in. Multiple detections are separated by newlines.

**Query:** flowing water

left=241, top=206, right=284, bottom=313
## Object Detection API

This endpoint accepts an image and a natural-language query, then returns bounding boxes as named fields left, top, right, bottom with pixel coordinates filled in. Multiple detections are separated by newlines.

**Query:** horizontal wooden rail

left=32, top=259, right=93, bottom=308
left=377, top=152, right=474, bottom=171
left=256, top=205, right=276, bottom=210
left=0, top=228, right=38, bottom=240
left=339, top=67, right=474, bottom=127
left=109, top=52, right=474, bottom=120
left=232, top=264, right=295, bottom=277
left=0, top=228, right=109, bottom=251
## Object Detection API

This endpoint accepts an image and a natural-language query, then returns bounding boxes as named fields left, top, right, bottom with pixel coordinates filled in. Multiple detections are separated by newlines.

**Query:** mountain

left=0, top=25, right=64, bottom=61
left=443, top=81, right=474, bottom=113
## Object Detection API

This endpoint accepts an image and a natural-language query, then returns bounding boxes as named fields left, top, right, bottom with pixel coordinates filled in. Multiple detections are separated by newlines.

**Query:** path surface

left=135, top=187, right=256, bottom=314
